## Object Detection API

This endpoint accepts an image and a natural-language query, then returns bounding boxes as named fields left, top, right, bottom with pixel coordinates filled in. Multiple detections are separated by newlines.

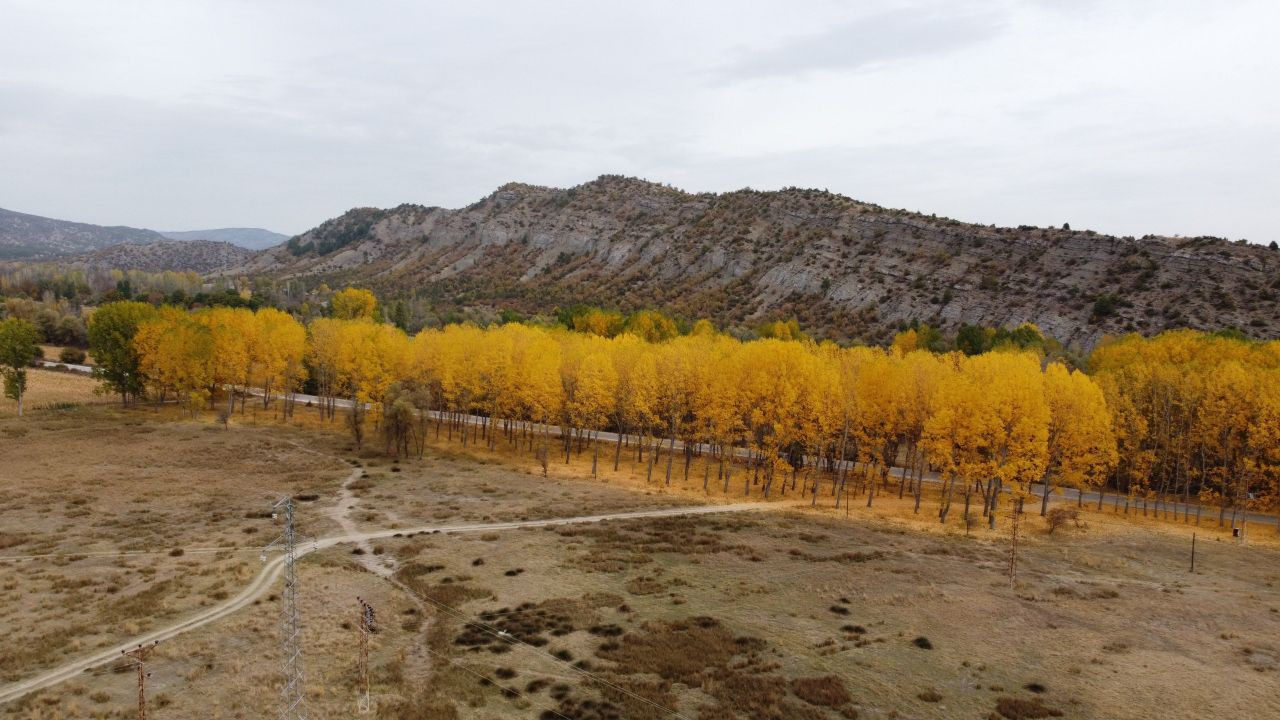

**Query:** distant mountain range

left=0, top=206, right=287, bottom=259
left=0, top=207, right=165, bottom=259
left=8, top=177, right=1280, bottom=348
left=160, top=228, right=288, bottom=251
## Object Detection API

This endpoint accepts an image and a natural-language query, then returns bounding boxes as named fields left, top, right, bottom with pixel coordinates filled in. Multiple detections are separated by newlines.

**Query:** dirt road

left=0, top=502, right=760, bottom=706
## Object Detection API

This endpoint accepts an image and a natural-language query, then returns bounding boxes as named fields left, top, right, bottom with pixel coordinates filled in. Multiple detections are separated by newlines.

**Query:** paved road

left=0, top=502, right=760, bottom=706
left=36, top=359, right=93, bottom=374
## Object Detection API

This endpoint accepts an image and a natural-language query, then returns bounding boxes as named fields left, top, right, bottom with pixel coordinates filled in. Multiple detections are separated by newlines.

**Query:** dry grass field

left=1, top=398, right=1278, bottom=719
left=0, top=368, right=105, bottom=419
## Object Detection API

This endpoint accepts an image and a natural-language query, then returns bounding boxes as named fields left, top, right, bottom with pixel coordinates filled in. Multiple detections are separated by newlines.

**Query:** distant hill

left=160, top=228, right=288, bottom=250
left=228, top=175, right=1280, bottom=348
left=0, top=206, right=165, bottom=259
left=75, top=239, right=255, bottom=273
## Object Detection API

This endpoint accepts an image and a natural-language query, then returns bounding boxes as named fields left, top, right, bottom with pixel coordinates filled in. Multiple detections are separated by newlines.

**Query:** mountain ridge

left=75, top=239, right=255, bottom=273
left=0, top=206, right=287, bottom=259
left=227, top=175, right=1280, bottom=348
left=0, top=206, right=166, bottom=259
left=160, top=228, right=288, bottom=250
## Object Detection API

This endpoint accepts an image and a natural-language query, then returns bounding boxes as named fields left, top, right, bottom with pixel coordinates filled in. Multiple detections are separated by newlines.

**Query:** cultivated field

left=0, top=399, right=1277, bottom=719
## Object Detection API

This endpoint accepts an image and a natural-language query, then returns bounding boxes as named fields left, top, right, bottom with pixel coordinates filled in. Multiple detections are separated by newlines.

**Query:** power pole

left=121, top=641, right=158, bottom=720
left=356, top=597, right=377, bottom=713
left=264, top=496, right=309, bottom=720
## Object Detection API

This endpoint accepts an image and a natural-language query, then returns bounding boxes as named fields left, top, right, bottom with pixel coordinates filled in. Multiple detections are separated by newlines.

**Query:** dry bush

left=791, top=675, right=852, bottom=707
left=596, top=616, right=762, bottom=685
left=1045, top=508, right=1086, bottom=534
left=994, top=696, right=1064, bottom=719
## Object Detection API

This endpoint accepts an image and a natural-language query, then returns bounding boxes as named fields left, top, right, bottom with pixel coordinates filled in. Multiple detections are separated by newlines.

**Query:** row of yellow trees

left=1090, top=330, right=1280, bottom=524
left=110, top=297, right=1280, bottom=525
left=133, top=305, right=306, bottom=415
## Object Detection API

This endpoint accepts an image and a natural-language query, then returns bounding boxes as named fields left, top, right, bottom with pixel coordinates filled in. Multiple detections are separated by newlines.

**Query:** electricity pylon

left=264, top=496, right=310, bottom=720
left=356, top=597, right=377, bottom=713
left=121, top=641, right=158, bottom=720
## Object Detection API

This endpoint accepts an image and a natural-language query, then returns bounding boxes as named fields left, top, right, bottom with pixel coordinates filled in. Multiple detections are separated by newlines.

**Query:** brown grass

left=995, top=696, right=1064, bottom=719
left=0, top=367, right=103, bottom=417
left=792, top=675, right=852, bottom=707
left=4, top=401, right=1280, bottom=719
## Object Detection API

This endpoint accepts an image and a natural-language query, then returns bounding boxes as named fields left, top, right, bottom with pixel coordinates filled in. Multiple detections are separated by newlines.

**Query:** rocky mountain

left=0, top=206, right=166, bottom=259
left=160, top=227, right=288, bottom=250
left=76, top=239, right=255, bottom=273
left=228, top=175, right=1280, bottom=348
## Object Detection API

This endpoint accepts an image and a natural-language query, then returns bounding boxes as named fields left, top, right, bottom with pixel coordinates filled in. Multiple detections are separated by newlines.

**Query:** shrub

left=1091, top=293, right=1122, bottom=319
left=995, top=696, right=1063, bottom=719
left=791, top=675, right=851, bottom=707
left=1045, top=508, right=1084, bottom=534
left=58, top=347, right=87, bottom=364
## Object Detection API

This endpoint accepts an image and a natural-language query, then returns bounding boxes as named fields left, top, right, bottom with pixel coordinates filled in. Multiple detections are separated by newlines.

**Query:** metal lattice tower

left=265, top=496, right=309, bottom=720
left=120, top=641, right=158, bottom=720
left=356, top=597, right=377, bottom=713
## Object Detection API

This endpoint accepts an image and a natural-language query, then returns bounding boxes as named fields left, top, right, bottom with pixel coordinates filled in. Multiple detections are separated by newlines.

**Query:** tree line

left=64, top=289, right=1280, bottom=526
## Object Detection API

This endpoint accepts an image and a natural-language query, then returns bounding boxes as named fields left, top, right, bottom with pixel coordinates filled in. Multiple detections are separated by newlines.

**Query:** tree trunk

left=664, top=431, right=675, bottom=486
left=865, top=462, right=877, bottom=508
left=988, top=479, right=1000, bottom=529
left=614, top=430, right=624, bottom=472
left=938, top=472, right=953, bottom=523
left=591, top=432, right=599, bottom=477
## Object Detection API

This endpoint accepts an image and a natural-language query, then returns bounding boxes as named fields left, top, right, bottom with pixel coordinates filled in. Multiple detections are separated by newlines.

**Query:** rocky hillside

left=0, top=206, right=166, bottom=259
left=160, top=227, right=288, bottom=250
left=79, top=239, right=255, bottom=273
left=230, top=175, right=1280, bottom=348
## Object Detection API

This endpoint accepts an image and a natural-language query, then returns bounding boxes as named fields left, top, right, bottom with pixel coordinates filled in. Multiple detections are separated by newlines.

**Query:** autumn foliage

left=91, top=291, right=1280, bottom=524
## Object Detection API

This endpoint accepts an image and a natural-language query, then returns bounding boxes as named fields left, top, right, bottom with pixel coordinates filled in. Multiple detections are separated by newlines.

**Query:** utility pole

left=121, top=641, right=158, bottom=720
left=264, top=496, right=309, bottom=720
left=356, top=597, right=377, bottom=713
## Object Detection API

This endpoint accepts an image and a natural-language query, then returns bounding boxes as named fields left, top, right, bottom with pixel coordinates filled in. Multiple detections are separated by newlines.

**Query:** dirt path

left=329, top=466, right=398, bottom=578
left=0, top=503, right=762, bottom=706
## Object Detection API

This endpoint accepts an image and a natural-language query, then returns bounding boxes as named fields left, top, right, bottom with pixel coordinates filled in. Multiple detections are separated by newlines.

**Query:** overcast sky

left=1, top=0, right=1276, bottom=242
